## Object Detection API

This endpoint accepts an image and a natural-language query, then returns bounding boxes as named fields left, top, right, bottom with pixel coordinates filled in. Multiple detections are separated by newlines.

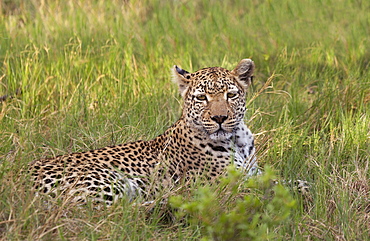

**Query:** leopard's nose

left=211, top=115, right=228, bottom=124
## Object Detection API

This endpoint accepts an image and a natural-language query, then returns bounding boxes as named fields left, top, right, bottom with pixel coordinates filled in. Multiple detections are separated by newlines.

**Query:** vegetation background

left=0, top=0, right=369, bottom=240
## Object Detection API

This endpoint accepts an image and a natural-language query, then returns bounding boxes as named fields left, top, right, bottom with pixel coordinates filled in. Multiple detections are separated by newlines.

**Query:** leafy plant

left=170, top=167, right=296, bottom=240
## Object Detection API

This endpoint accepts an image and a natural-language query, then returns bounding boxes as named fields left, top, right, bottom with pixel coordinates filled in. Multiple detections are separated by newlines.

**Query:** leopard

left=29, top=59, right=260, bottom=206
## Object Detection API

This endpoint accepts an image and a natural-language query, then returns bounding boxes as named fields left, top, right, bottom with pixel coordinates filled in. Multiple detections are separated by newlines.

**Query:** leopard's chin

left=209, top=130, right=233, bottom=141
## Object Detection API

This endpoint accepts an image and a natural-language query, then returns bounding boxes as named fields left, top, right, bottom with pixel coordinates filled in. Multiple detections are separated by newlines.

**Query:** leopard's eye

left=227, top=92, right=237, bottom=99
left=196, top=95, right=207, bottom=101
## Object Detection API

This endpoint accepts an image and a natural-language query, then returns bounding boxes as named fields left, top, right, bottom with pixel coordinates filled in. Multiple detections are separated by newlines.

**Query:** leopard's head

left=172, top=59, right=254, bottom=141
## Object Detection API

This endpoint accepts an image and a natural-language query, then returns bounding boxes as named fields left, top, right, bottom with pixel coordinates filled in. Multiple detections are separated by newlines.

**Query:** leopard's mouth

left=195, top=118, right=235, bottom=137
left=204, top=122, right=235, bottom=135
left=215, top=126, right=229, bottom=133
left=216, top=123, right=235, bottom=133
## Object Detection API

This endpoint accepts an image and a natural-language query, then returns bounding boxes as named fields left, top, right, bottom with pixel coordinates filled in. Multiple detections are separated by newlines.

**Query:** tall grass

left=1, top=0, right=369, bottom=239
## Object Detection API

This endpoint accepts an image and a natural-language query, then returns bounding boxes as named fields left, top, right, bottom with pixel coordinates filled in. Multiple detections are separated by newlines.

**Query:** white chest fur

left=232, top=123, right=259, bottom=176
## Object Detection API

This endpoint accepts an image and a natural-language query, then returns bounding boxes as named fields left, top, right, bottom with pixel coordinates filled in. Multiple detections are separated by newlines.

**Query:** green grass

left=1, top=0, right=369, bottom=239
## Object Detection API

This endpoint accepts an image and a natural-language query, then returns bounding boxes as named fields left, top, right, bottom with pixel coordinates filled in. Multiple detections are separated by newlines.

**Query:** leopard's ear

left=231, top=59, right=255, bottom=90
left=172, top=65, right=192, bottom=97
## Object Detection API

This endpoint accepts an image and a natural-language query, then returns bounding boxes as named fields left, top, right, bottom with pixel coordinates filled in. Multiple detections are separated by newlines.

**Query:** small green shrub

left=170, top=166, right=296, bottom=241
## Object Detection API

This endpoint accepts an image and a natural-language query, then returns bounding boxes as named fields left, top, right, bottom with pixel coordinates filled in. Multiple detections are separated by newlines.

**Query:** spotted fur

left=30, top=59, right=259, bottom=205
